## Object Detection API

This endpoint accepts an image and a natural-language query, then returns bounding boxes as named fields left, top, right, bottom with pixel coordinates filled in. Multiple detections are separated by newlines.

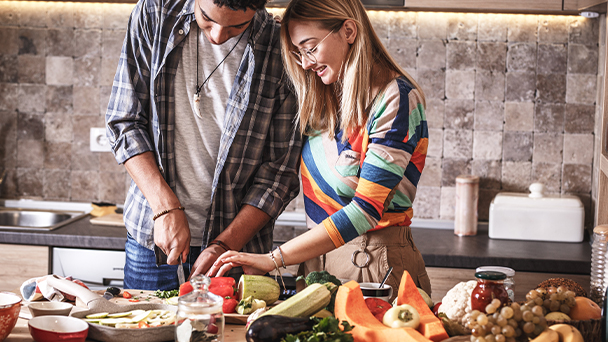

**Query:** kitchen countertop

left=0, top=215, right=591, bottom=275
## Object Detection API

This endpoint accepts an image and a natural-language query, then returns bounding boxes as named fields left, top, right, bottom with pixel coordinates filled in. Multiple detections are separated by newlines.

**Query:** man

left=106, top=0, right=301, bottom=290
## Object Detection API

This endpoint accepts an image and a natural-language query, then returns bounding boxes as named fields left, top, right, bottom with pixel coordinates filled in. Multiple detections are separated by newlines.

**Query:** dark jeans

left=124, top=233, right=201, bottom=291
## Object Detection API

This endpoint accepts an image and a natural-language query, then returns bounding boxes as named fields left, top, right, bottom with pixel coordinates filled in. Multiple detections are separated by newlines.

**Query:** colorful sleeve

left=322, top=78, right=428, bottom=247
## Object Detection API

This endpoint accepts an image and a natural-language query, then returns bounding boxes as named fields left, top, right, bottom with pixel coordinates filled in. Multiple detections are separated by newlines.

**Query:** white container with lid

left=488, top=183, right=584, bottom=243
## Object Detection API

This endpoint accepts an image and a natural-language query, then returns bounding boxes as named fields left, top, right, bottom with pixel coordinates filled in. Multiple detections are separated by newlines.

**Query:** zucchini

left=238, top=275, right=280, bottom=306
left=260, top=283, right=334, bottom=318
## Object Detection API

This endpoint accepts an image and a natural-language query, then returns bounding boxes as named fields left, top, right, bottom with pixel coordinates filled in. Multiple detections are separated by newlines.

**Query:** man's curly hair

left=214, top=0, right=268, bottom=11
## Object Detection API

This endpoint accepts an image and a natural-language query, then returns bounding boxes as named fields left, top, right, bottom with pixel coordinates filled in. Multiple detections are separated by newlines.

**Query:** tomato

left=432, top=302, right=442, bottom=316
left=179, top=282, right=194, bottom=297
left=209, top=284, right=234, bottom=298
left=364, top=297, right=392, bottom=316
left=138, top=321, right=150, bottom=328
left=122, top=291, right=132, bottom=299
left=222, top=298, right=238, bottom=313
left=374, top=311, right=386, bottom=322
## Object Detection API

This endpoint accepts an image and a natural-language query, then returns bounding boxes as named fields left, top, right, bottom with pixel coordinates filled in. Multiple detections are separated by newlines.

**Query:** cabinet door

left=598, top=15, right=608, bottom=226
left=404, top=0, right=563, bottom=11
left=0, top=244, right=49, bottom=291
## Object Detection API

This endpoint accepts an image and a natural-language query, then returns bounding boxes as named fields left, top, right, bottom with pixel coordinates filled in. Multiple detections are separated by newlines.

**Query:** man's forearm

left=123, top=151, right=181, bottom=212
left=213, top=204, right=271, bottom=251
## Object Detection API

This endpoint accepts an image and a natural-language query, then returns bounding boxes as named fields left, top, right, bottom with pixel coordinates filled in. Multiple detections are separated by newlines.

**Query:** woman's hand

left=206, top=251, right=275, bottom=277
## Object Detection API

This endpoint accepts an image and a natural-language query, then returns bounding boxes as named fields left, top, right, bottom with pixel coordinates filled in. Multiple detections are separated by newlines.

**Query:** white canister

left=454, top=175, right=480, bottom=236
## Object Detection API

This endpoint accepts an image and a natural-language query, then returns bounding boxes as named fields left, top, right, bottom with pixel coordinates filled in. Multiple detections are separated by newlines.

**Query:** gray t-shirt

left=174, top=23, right=249, bottom=246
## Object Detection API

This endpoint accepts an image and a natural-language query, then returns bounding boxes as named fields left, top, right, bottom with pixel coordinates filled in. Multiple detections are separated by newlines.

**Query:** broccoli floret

left=298, top=271, right=342, bottom=287
left=296, top=271, right=342, bottom=313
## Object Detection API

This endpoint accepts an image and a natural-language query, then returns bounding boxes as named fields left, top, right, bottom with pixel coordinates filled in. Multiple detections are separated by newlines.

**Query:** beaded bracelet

left=209, top=239, right=232, bottom=252
left=152, top=206, right=185, bottom=221
left=276, top=246, right=287, bottom=269
left=269, top=251, right=286, bottom=291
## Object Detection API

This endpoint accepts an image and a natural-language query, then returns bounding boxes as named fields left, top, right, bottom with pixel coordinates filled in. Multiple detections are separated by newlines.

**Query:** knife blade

left=177, top=255, right=185, bottom=285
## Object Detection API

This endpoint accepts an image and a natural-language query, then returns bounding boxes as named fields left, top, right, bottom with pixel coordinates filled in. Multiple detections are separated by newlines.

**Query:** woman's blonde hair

left=280, top=0, right=425, bottom=139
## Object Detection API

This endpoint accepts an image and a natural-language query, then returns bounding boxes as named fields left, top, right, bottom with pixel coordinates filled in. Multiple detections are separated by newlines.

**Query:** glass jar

left=471, top=271, right=509, bottom=313
left=476, top=266, right=515, bottom=302
left=175, top=275, right=224, bottom=342
left=590, top=225, right=608, bottom=306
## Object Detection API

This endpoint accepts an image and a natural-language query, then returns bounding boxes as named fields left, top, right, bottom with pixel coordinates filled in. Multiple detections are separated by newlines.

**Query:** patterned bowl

left=0, top=292, right=22, bottom=341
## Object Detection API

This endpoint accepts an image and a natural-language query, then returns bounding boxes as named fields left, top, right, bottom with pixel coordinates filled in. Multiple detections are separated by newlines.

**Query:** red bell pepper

left=210, top=277, right=236, bottom=288
left=209, top=284, right=234, bottom=298
left=222, top=297, right=238, bottom=313
left=138, top=321, right=150, bottom=328
left=122, top=291, right=132, bottom=299
left=179, top=282, right=194, bottom=297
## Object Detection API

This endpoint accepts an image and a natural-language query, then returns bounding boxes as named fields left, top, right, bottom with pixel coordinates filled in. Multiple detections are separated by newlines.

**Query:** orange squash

left=397, top=271, right=449, bottom=342
left=334, top=281, right=432, bottom=342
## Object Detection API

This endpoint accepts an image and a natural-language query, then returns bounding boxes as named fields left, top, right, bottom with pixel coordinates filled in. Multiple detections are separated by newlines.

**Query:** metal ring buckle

left=351, top=249, right=370, bottom=268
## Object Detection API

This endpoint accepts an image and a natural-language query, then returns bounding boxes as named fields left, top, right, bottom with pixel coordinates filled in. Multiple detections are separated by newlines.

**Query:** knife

left=177, top=255, right=185, bottom=285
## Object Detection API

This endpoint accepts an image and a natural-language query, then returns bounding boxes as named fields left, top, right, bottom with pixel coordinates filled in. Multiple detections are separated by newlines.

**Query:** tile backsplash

left=0, top=2, right=601, bottom=229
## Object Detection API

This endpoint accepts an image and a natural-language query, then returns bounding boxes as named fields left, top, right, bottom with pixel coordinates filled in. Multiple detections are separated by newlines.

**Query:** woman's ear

left=343, top=19, right=357, bottom=44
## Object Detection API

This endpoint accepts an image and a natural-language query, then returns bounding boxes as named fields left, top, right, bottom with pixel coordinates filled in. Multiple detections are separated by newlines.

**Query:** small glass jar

left=471, top=271, right=509, bottom=313
left=175, top=275, right=224, bottom=342
left=476, top=266, right=515, bottom=302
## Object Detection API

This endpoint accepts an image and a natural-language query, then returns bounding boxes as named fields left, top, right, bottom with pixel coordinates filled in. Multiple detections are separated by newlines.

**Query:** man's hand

left=189, top=244, right=227, bottom=277
left=153, top=209, right=190, bottom=265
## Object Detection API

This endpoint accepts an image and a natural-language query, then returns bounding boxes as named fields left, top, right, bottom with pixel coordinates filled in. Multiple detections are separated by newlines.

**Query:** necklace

left=193, top=27, right=246, bottom=118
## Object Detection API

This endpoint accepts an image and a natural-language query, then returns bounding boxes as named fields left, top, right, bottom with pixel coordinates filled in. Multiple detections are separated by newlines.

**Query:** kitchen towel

left=20, top=275, right=89, bottom=302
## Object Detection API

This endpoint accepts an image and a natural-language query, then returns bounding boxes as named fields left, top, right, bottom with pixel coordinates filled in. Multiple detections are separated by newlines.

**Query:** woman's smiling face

left=288, top=20, right=355, bottom=85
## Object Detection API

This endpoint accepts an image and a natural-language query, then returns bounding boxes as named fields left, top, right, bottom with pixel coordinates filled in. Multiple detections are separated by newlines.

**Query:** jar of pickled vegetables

left=471, top=271, right=509, bottom=313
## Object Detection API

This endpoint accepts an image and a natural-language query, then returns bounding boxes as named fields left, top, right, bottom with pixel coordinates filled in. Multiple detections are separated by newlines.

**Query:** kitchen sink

left=0, top=207, right=88, bottom=231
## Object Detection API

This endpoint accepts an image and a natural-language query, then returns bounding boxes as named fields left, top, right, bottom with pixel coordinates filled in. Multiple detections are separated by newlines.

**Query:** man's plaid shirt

left=105, top=0, right=302, bottom=255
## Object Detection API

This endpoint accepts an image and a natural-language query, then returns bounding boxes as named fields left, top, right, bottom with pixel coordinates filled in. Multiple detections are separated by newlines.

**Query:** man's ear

left=343, top=19, right=357, bottom=44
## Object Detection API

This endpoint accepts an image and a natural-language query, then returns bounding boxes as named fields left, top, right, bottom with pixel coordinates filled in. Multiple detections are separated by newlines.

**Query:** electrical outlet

left=90, top=127, right=111, bottom=152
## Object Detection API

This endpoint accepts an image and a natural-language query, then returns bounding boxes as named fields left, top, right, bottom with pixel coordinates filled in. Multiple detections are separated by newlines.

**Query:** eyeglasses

left=290, top=29, right=335, bottom=66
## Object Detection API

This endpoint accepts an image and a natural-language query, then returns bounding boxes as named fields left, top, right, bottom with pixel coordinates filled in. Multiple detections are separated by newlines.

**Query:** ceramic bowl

left=0, top=292, right=22, bottom=342
left=28, top=315, right=88, bottom=342
left=359, top=282, right=393, bottom=302
left=28, top=301, right=73, bottom=317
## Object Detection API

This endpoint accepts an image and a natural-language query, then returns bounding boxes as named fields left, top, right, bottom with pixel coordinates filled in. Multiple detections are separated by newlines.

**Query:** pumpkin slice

left=334, top=281, right=431, bottom=342
left=397, top=271, right=449, bottom=342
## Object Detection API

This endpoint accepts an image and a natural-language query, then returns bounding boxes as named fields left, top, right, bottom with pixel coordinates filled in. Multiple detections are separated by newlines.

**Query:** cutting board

left=93, top=289, right=250, bottom=324
left=90, top=213, right=125, bottom=227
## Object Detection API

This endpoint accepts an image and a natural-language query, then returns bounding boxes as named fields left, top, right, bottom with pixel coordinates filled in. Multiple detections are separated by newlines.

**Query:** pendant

left=193, top=92, right=203, bottom=119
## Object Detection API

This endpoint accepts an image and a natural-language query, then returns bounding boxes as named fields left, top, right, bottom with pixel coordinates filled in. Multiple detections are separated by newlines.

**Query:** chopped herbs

left=153, top=289, right=179, bottom=299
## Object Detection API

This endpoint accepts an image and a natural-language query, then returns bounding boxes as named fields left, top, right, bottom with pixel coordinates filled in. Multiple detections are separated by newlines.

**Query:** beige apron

left=297, top=225, right=431, bottom=303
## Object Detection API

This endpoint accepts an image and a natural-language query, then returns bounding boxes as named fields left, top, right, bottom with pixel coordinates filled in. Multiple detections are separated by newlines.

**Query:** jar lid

left=594, top=225, right=608, bottom=235
left=475, top=271, right=507, bottom=280
left=476, top=266, right=515, bottom=277
left=456, top=175, right=480, bottom=184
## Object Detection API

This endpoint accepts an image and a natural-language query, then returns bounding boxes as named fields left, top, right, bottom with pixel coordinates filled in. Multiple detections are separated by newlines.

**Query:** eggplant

left=246, top=315, right=315, bottom=342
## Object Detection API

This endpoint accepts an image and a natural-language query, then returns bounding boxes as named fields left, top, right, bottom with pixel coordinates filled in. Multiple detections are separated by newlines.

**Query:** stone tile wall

left=0, top=3, right=601, bottom=230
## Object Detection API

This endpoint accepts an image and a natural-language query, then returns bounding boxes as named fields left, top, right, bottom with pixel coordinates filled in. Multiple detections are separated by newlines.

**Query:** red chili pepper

left=128, top=299, right=140, bottom=302
left=122, top=291, right=132, bottom=299
left=138, top=321, right=150, bottom=328
left=433, top=302, right=442, bottom=317
left=179, top=282, right=193, bottom=297
left=222, top=298, right=238, bottom=314
left=209, top=284, right=234, bottom=298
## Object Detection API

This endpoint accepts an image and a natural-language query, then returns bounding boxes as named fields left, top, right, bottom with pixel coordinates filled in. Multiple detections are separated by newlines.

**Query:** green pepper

left=382, top=304, right=420, bottom=329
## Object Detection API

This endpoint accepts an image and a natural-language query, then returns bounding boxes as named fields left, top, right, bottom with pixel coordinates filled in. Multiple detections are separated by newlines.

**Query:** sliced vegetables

left=84, top=309, right=176, bottom=328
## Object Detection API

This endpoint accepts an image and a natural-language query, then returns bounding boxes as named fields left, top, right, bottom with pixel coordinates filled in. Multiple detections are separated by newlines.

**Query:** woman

left=207, top=0, right=430, bottom=299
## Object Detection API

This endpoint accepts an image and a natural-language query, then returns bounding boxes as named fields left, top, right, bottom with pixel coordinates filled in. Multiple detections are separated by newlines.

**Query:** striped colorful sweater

left=301, top=76, right=428, bottom=247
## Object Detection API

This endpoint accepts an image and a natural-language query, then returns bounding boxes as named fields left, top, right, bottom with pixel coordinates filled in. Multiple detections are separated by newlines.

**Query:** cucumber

left=238, top=275, right=280, bottom=306
left=260, top=283, right=332, bottom=318
left=86, top=312, right=109, bottom=319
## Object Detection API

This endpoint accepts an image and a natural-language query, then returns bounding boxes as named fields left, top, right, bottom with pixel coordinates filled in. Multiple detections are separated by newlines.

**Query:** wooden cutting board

left=90, top=213, right=125, bottom=227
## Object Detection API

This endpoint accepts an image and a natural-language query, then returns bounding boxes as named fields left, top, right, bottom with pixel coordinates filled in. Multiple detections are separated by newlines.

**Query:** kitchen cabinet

left=427, top=267, right=591, bottom=303
left=0, top=244, right=48, bottom=291
left=596, top=10, right=608, bottom=226
left=404, top=0, right=564, bottom=12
